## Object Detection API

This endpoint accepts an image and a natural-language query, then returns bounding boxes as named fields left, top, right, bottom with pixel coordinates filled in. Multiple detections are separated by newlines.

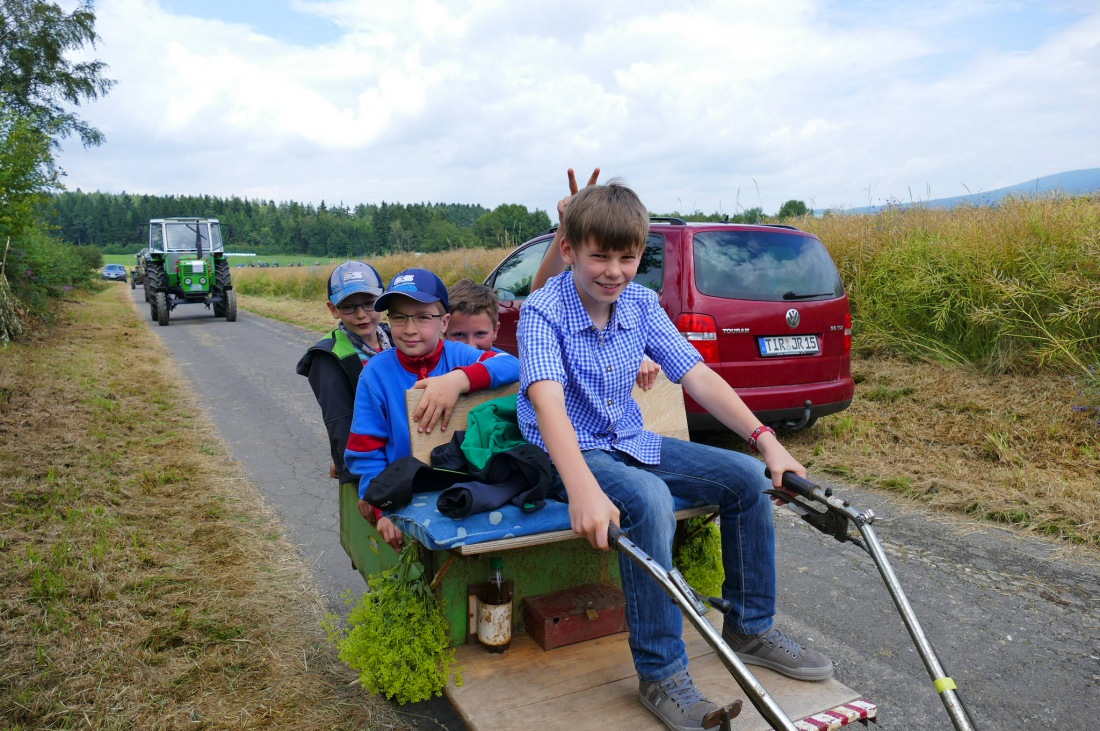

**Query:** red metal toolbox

left=522, top=583, right=628, bottom=650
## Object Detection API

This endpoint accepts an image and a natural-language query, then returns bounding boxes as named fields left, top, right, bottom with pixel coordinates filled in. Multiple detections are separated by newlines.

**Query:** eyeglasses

left=388, top=313, right=444, bottom=328
left=336, top=301, right=377, bottom=315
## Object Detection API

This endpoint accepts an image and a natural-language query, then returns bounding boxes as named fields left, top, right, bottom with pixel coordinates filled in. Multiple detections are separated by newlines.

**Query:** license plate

left=758, top=335, right=820, bottom=356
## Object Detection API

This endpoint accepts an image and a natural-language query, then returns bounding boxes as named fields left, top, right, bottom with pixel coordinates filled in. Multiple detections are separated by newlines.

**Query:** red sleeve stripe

left=456, top=362, right=491, bottom=392
left=347, top=432, right=386, bottom=452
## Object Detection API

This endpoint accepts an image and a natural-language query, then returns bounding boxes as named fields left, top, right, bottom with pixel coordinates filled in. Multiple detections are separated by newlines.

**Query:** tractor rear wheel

left=145, top=263, right=167, bottom=291
left=224, top=290, right=238, bottom=322
left=145, top=263, right=168, bottom=320
left=212, top=259, right=232, bottom=317
left=155, top=292, right=169, bottom=326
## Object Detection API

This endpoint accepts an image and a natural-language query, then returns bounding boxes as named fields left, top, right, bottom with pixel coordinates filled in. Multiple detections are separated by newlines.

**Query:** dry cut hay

left=775, top=354, right=1100, bottom=546
left=0, top=284, right=406, bottom=730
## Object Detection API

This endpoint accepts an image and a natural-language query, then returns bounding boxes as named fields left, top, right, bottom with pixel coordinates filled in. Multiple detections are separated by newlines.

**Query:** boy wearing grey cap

left=297, top=261, right=402, bottom=560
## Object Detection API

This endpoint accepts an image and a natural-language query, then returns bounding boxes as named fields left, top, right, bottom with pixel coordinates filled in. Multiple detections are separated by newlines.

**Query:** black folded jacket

left=364, top=456, right=468, bottom=511
left=436, top=444, right=554, bottom=519
left=430, top=430, right=469, bottom=472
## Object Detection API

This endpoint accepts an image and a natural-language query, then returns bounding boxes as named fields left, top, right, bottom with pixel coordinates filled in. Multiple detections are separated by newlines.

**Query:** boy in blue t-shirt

left=517, top=181, right=832, bottom=731
left=345, top=268, right=519, bottom=549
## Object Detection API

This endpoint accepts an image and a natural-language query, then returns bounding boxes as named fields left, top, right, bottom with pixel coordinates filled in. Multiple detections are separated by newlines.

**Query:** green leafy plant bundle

left=323, top=543, right=460, bottom=704
left=674, top=515, right=724, bottom=599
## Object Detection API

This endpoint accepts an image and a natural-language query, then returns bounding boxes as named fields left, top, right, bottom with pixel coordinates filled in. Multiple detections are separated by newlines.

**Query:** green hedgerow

left=323, top=543, right=460, bottom=704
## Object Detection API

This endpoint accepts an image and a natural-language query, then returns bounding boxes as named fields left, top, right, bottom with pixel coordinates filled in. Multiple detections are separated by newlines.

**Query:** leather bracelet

left=747, top=425, right=776, bottom=453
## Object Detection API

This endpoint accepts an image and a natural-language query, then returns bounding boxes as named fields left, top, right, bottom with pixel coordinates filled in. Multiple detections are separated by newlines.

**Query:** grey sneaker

left=722, top=626, right=834, bottom=681
left=638, top=668, right=718, bottom=731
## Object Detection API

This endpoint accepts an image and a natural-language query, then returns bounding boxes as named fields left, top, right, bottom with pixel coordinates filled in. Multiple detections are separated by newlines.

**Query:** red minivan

left=483, top=219, right=854, bottom=432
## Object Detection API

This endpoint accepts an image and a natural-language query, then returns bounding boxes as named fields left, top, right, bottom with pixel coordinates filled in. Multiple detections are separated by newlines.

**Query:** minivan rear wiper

left=782, top=290, right=832, bottom=300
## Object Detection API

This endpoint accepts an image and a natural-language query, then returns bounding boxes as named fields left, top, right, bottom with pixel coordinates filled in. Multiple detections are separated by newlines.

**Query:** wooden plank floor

left=448, top=616, right=872, bottom=731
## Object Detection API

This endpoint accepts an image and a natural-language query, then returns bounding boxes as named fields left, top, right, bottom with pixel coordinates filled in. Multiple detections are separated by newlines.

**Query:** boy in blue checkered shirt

left=516, top=180, right=833, bottom=731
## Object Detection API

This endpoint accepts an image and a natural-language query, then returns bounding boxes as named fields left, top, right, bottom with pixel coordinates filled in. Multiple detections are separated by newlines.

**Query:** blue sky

left=56, top=0, right=1100, bottom=216
left=159, top=0, right=342, bottom=46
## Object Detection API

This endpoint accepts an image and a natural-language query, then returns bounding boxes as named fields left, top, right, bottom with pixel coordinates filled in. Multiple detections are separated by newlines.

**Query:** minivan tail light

left=844, top=312, right=853, bottom=353
left=676, top=313, right=719, bottom=363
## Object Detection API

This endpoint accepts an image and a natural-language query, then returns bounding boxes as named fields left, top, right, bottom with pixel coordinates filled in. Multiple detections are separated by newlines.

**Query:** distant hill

left=836, top=168, right=1100, bottom=214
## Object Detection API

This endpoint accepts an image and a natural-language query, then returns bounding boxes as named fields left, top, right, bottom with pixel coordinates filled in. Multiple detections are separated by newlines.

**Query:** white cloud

left=56, top=0, right=1100, bottom=215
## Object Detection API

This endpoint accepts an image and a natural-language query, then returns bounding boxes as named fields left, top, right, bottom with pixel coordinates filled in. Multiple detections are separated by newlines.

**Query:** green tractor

left=136, top=217, right=236, bottom=326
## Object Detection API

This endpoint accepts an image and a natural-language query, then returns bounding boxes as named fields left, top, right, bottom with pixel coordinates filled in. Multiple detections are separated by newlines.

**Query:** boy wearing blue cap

left=345, top=268, right=520, bottom=545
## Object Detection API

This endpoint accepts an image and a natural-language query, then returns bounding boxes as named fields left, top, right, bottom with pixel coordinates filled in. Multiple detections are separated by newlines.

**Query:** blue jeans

left=580, top=438, right=776, bottom=681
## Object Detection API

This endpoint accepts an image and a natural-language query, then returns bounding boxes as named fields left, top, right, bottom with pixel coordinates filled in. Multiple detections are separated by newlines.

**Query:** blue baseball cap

left=375, top=268, right=450, bottom=312
left=328, top=261, right=384, bottom=306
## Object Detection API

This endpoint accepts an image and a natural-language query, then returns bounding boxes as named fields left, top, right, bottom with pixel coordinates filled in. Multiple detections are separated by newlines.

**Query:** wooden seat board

left=406, top=373, right=690, bottom=464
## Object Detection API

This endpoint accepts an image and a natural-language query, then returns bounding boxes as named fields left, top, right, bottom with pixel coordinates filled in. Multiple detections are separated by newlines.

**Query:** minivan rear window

left=692, top=230, right=843, bottom=302
left=633, top=234, right=665, bottom=292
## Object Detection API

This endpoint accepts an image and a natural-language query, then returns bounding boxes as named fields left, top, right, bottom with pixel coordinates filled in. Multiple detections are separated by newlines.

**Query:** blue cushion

left=389, top=492, right=711, bottom=550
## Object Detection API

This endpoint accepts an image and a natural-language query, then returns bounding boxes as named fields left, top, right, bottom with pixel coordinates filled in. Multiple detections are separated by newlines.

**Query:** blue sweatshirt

left=345, top=339, right=519, bottom=501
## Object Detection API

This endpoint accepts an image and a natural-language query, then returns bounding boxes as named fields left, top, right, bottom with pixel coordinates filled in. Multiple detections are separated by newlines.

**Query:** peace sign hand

left=558, top=167, right=601, bottom=220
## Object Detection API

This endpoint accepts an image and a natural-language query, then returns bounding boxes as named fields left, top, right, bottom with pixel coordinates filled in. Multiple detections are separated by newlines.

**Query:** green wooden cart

left=340, top=377, right=876, bottom=730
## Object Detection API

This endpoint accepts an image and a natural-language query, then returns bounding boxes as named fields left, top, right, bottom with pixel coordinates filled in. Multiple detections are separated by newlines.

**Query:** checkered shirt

left=517, top=272, right=702, bottom=465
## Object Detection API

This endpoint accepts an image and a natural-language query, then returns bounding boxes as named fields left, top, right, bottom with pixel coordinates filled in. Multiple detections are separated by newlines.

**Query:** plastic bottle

left=477, top=556, right=512, bottom=653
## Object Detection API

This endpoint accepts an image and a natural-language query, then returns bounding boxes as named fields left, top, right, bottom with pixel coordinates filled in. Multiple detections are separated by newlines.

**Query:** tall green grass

left=801, top=196, right=1100, bottom=378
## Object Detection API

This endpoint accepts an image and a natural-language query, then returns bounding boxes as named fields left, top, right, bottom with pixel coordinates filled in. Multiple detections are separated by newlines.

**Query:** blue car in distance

left=102, top=264, right=128, bottom=282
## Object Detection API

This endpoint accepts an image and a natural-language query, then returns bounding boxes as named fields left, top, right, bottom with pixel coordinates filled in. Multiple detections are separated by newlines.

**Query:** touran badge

left=786, top=309, right=800, bottom=328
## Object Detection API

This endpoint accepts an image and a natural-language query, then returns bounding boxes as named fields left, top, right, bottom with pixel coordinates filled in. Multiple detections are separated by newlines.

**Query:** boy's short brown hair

left=447, top=278, right=500, bottom=327
left=562, top=179, right=649, bottom=253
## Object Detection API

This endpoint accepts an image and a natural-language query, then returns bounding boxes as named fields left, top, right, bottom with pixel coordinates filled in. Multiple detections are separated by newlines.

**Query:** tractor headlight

left=199, top=277, right=207, bottom=285
left=185, top=277, right=193, bottom=286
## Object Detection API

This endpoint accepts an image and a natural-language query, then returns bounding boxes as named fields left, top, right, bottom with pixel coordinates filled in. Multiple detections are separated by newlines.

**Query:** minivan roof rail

left=649, top=216, right=686, bottom=225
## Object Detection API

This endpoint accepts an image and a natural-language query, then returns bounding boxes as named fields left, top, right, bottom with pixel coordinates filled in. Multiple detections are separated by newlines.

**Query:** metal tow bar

left=607, top=524, right=799, bottom=731
left=765, top=470, right=978, bottom=731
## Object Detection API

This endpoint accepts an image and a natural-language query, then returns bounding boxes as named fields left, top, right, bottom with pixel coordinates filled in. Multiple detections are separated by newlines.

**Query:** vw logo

left=785, top=309, right=800, bottom=328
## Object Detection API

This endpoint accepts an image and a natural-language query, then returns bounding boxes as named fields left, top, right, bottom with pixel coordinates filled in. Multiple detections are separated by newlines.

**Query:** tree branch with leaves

left=0, top=0, right=115, bottom=147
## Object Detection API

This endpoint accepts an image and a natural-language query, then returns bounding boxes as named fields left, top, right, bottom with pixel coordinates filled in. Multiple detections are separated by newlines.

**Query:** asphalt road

left=132, top=288, right=1100, bottom=730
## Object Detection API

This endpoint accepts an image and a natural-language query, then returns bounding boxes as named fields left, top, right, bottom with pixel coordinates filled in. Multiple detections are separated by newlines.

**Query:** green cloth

left=460, top=394, right=527, bottom=470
